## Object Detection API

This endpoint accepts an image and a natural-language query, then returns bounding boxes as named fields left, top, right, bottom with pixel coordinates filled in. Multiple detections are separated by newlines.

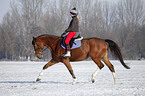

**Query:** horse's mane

left=36, top=34, right=60, bottom=38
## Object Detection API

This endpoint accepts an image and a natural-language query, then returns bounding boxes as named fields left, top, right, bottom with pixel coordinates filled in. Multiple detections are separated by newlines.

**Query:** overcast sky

left=0, top=0, right=13, bottom=23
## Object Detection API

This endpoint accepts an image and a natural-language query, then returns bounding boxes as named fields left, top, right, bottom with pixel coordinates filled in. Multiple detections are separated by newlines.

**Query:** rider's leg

left=64, top=32, right=76, bottom=57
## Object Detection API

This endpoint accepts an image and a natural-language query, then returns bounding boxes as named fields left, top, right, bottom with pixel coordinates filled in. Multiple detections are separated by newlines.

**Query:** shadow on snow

left=0, top=81, right=88, bottom=84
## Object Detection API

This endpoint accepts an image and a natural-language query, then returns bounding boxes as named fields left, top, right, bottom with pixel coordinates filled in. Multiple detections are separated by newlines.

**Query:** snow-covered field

left=0, top=60, right=145, bottom=96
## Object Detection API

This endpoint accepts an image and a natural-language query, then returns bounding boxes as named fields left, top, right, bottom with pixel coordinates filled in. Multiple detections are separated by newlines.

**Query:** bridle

left=33, top=37, right=60, bottom=55
left=34, top=42, right=44, bottom=55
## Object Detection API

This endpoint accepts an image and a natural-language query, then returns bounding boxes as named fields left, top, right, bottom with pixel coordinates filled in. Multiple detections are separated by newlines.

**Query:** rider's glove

left=61, top=31, right=68, bottom=38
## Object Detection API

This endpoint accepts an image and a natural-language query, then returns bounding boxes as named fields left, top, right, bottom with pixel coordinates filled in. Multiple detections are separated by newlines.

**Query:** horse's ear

left=33, top=37, right=36, bottom=41
left=32, top=37, right=36, bottom=45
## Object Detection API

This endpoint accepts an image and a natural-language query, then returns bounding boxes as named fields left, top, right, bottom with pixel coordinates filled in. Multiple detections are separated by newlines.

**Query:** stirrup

left=63, top=51, right=71, bottom=57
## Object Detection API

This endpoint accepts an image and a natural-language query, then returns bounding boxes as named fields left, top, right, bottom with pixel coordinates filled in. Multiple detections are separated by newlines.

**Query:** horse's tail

left=105, top=39, right=130, bottom=69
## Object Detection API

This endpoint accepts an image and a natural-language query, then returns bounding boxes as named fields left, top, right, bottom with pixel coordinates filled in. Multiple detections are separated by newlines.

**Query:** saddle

left=61, top=36, right=83, bottom=49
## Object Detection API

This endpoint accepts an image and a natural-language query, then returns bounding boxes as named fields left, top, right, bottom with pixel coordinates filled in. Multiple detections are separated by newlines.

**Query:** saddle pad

left=61, top=40, right=81, bottom=49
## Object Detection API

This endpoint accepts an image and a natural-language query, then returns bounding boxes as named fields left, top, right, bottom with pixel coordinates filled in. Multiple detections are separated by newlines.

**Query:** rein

left=47, top=37, right=60, bottom=52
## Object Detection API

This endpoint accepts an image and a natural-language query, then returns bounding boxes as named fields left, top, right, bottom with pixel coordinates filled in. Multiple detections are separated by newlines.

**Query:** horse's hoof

left=72, top=79, right=77, bottom=85
left=36, top=78, right=41, bottom=82
left=92, top=79, right=95, bottom=83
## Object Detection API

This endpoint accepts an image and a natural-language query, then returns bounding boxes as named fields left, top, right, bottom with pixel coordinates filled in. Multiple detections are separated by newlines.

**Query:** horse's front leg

left=36, top=59, right=58, bottom=82
left=63, top=57, right=76, bottom=85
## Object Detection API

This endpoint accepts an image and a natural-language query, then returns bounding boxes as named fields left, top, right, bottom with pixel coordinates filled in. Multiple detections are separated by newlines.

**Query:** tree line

left=0, top=0, right=145, bottom=61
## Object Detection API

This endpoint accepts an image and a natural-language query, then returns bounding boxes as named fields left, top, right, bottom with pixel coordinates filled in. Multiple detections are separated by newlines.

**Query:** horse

left=32, top=34, right=130, bottom=85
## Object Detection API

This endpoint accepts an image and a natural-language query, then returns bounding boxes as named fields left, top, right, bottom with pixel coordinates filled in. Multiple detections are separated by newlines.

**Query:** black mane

left=36, top=34, right=60, bottom=38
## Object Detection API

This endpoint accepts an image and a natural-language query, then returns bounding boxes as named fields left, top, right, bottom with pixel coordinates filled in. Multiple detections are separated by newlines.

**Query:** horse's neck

left=41, top=35, right=61, bottom=48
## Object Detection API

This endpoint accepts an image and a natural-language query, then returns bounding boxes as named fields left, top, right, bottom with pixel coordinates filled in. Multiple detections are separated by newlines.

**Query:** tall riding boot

left=63, top=44, right=71, bottom=57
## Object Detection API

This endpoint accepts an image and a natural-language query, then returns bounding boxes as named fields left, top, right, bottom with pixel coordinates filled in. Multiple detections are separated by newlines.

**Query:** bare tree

left=10, top=0, right=45, bottom=60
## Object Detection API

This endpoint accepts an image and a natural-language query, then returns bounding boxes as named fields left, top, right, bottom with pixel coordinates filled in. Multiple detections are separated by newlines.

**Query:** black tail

left=105, top=39, right=130, bottom=69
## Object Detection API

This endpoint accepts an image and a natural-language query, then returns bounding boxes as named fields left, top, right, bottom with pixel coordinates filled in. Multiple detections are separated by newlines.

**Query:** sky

left=0, top=0, right=12, bottom=23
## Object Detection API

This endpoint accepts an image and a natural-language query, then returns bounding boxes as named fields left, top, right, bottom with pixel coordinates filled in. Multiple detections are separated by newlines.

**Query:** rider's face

left=70, top=14, right=75, bottom=17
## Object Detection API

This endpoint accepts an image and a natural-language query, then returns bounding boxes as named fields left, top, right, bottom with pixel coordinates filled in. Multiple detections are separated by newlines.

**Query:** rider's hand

left=61, top=31, right=67, bottom=38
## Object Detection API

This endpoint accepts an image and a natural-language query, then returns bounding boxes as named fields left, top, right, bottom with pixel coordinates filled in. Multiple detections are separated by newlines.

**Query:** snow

left=0, top=60, right=145, bottom=96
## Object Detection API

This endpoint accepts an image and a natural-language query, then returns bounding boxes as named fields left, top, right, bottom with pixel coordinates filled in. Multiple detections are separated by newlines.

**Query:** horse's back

left=82, top=37, right=107, bottom=47
left=82, top=37, right=107, bottom=57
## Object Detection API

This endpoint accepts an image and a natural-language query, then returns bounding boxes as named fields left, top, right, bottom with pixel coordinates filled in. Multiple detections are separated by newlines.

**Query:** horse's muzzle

left=35, top=52, right=43, bottom=59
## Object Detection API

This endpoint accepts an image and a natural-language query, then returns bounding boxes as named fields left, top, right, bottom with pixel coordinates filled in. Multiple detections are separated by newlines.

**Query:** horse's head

left=32, top=37, right=44, bottom=59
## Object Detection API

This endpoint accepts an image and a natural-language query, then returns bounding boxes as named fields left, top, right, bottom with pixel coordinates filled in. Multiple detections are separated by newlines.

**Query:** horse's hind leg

left=102, top=52, right=117, bottom=84
left=91, top=67, right=100, bottom=83
left=36, top=59, right=58, bottom=82
left=91, top=57, right=104, bottom=83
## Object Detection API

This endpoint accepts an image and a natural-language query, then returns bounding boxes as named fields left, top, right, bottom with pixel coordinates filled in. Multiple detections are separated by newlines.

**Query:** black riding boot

left=63, top=44, right=71, bottom=57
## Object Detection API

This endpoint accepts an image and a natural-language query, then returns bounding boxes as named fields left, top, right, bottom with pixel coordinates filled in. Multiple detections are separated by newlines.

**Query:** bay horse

left=32, top=34, right=130, bottom=84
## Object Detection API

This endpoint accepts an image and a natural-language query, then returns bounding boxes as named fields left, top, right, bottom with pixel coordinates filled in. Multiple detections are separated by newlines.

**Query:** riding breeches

left=65, top=32, right=76, bottom=45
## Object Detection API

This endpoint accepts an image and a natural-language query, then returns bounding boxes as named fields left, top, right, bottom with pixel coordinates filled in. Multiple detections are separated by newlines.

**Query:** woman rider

left=61, top=7, right=80, bottom=57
